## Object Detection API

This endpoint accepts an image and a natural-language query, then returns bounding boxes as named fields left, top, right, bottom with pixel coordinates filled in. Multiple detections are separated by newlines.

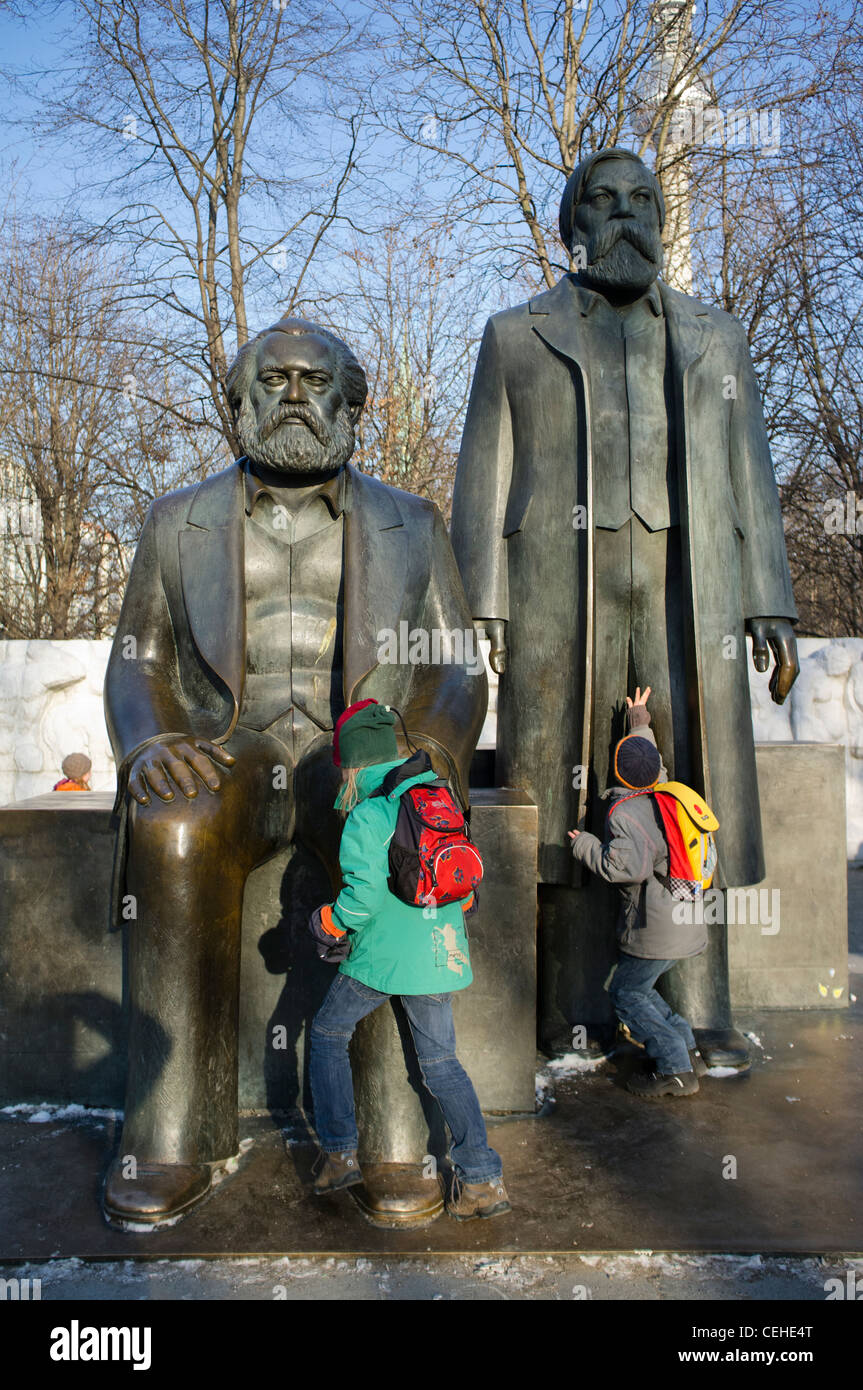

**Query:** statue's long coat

left=451, top=275, right=797, bottom=887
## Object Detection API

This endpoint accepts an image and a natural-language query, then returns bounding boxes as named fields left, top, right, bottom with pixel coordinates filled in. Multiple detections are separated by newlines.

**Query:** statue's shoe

left=693, top=1027, right=752, bottom=1072
left=102, top=1158, right=213, bottom=1229
left=350, top=1162, right=444, bottom=1229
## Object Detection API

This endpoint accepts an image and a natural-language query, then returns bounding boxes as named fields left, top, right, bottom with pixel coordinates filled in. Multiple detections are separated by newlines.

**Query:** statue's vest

left=585, top=303, right=679, bottom=532
left=239, top=501, right=344, bottom=735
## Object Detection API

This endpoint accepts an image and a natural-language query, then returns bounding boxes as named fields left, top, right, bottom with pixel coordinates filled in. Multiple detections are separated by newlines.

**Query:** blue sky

left=0, top=5, right=83, bottom=210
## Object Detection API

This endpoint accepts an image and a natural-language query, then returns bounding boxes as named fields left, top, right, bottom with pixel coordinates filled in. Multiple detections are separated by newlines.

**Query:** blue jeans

left=309, top=972, right=502, bottom=1183
left=609, top=954, right=696, bottom=1075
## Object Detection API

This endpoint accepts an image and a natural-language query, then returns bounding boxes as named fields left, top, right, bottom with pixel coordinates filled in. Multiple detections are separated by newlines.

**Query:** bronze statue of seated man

left=102, top=316, right=486, bottom=1227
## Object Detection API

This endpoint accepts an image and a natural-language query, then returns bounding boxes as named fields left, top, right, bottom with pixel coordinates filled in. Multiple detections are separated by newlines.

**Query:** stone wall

left=0, top=640, right=114, bottom=804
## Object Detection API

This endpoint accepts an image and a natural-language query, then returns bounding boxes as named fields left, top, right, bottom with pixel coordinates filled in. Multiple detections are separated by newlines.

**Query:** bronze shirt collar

left=241, top=457, right=348, bottom=519
left=571, top=277, right=663, bottom=318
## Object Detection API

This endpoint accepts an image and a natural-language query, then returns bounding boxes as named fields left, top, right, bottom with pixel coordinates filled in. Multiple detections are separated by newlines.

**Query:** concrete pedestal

left=0, top=789, right=537, bottom=1118
left=728, top=743, right=848, bottom=1009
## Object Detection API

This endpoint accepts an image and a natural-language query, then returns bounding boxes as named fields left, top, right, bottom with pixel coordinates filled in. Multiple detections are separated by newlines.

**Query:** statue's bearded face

left=572, top=160, right=664, bottom=293
left=235, top=331, right=356, bottom=474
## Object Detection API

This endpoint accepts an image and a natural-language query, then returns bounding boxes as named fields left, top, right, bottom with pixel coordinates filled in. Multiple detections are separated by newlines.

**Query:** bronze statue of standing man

left=451, top=148, right=798, bottom=1067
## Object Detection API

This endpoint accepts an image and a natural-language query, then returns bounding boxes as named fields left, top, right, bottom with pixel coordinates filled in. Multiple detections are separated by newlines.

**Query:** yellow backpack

left=651, top=782, right=719, bottom=901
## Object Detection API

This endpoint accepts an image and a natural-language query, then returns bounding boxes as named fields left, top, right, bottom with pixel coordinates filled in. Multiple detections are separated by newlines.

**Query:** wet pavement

left=1, top=876, right=860, bottom=1297
left=2, top=986, right=860, bottom=1263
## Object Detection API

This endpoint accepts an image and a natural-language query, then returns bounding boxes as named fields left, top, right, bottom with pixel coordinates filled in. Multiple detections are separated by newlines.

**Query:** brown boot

left=446, top=1173, right=511, bottom=1221
left=312, top=1149, right=363, bottom=1194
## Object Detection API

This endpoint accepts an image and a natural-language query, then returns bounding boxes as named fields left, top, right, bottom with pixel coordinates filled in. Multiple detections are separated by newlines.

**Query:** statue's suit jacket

left=105, top=460, right=486, bottom=815
left=451, top=275, right=797, bottom=887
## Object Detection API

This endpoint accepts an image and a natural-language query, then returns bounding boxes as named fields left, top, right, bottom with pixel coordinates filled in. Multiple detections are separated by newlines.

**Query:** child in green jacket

left=307, top=698, right=510, bottom=1221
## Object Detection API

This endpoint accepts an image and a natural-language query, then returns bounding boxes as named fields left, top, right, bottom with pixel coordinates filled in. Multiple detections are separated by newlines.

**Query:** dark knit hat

left=613, top=733, right=661, bottom=791
left=61, top=753, right=91, bottom=781
left=333, top=699, right=399, bottom=768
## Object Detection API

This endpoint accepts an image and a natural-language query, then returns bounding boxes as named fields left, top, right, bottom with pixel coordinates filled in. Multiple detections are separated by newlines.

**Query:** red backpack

left=372, top=760, right=483, bottom=908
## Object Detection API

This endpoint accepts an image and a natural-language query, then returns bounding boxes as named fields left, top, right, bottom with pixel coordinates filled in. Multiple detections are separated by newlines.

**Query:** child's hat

left=61, top=753, right=91, bottom=780
left=333, top=699, right=399, bottom=768
left=613, top=733, right=662, bottom=791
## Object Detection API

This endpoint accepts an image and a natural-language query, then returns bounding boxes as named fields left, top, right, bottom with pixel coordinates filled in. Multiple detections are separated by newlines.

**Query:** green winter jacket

left=331, top=757, right=474, bottom=995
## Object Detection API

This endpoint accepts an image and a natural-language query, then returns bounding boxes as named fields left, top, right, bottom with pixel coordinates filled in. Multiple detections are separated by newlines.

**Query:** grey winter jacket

left=571, top=711, right=708, bottom=960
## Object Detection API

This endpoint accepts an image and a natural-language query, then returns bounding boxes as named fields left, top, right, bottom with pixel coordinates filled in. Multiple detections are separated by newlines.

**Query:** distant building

left=635, top=0, right=712, bottom=294
left=0, top=453, right=44, bottom=634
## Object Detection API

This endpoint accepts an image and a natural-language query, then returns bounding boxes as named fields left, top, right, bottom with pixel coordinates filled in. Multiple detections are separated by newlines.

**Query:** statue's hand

left=747, top=618, right=799, bottom=706
left=127, top=736, right=236, bottom=806
left=481, top=618, right=507, bottom=676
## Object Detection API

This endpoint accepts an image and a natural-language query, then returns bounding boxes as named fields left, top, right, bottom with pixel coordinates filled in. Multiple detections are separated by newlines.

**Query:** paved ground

left=2, top=993, right=860, bottom=1262
left=1, top=875, right=861, bottom=1299
left=3, top=1253, right=860, bottom=1301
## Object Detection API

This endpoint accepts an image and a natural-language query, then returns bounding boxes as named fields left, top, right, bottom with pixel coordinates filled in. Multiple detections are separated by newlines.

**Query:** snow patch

left=545, top=1052, right=606, bottom=1075
left=536, top=1051, right=606, bottom=1103
left=1, top=1102, right=118, bottom=1123
left=470, top=1257, right=546, bottom=1290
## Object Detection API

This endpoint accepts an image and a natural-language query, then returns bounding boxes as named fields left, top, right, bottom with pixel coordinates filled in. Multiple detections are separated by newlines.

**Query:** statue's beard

left=235, top=398, right=356, bottom=473
left=575, top=220, right=664, bottom=292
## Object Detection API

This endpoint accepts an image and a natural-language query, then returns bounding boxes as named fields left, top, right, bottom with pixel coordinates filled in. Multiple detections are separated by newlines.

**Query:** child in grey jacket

left=569, top=687, right=708, bottom=1099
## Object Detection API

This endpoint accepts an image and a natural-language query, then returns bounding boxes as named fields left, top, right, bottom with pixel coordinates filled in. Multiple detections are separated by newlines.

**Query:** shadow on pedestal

left=0, top=787, right=539, bottom=1210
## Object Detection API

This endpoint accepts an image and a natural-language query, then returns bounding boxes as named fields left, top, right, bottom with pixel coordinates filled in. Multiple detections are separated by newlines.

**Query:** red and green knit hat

left=333, top=699, right=399, bottom=768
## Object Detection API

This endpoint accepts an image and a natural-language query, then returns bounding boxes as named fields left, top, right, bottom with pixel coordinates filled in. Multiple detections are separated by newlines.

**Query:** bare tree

left=315, top=219, right=482, bottom=516
left=761, top=146, right=863, bottom=637
left=6, top=0, right=860, bottom=639
left=378, top=0, right=862, bottom=634
left=0, top=218, right=210, bottom=637
left=685, top=6, right=863, bottom=635
left=12, top=0, right=365, bottom=456
left=375, top=0, right=815, bottom=293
